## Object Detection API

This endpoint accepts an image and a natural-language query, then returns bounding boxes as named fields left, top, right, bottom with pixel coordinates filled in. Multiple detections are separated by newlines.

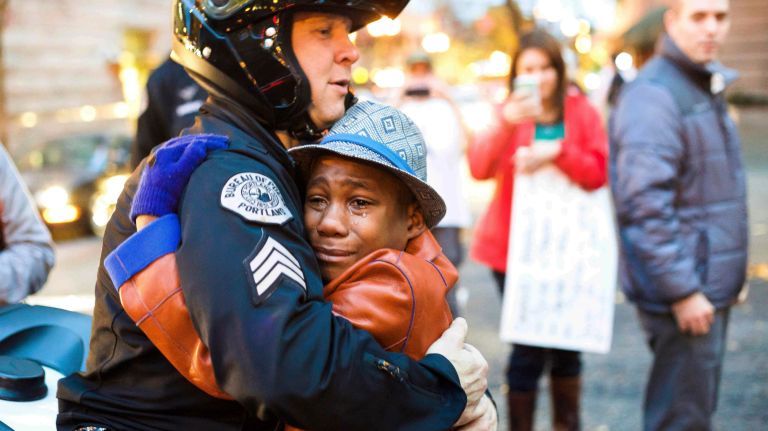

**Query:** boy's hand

left=135, top=215, right=158, bottom=231
left=130, top=134, right=228, bottom=222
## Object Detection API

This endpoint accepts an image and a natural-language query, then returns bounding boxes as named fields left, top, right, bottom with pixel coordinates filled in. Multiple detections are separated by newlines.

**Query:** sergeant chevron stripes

left=249, top=237, right=306, bottom=295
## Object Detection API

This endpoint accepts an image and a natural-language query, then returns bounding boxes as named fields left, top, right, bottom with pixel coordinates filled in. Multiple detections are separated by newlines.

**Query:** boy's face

left=304, top=155, right=424, bottom=282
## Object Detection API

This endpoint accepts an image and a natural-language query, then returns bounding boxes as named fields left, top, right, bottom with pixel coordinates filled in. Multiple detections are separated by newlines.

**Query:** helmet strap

left=288, top=91, right=358, bottom=141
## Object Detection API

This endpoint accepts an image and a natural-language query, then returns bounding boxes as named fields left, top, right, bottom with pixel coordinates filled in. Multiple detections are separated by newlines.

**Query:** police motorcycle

left=0, top=304, right=91, bottom=430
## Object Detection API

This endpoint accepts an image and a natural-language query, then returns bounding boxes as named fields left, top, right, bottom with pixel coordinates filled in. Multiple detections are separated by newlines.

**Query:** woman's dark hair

left=509, top=29, right=568, bottom=120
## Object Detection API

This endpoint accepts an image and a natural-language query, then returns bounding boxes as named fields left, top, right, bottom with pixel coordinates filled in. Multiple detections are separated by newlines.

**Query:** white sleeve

left=0, top=145, right=55, bottom=303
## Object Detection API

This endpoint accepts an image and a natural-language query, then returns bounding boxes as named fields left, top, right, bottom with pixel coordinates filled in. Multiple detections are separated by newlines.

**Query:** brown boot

left=550, top=376, right=581, bottom=431
left=506, top=390, right=536, bottom=431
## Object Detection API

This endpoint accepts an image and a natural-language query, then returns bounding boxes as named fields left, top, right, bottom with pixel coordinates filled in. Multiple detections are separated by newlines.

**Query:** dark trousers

left=492, top=271, right=582, bottom=392
left=433, top=227, right=464, bottom=316
left=637, top=307, right=730, bottom=431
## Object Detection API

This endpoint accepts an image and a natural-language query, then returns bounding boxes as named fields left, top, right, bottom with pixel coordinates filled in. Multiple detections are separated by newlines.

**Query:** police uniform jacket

left=106, top=219, right=456, bottom=402
left=57, top=100, right=466, bottom=430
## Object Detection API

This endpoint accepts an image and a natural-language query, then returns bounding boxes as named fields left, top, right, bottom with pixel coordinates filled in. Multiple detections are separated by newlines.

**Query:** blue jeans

left=637, top=307, right=730, bottom=431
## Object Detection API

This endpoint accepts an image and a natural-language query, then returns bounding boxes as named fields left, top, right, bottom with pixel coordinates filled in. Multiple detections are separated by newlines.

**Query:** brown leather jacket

left=118, top=230, right=456, bottom=399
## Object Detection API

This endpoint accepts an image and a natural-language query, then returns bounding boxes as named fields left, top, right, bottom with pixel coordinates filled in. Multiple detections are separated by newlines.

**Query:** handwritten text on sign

left=500, top=165, right=617, bottom=354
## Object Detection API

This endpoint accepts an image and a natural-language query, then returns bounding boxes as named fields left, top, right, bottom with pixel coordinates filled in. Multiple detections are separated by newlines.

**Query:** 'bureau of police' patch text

left=221, top=172, right=292, bottom=225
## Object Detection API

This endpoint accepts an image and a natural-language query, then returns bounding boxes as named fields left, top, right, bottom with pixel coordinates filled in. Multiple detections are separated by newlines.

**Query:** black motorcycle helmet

left=173, top=0, right=409, bottom=139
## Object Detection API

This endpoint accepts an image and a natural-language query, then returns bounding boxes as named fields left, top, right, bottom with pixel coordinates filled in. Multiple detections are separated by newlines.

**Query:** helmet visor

left=328, top=0, right=409, bottom=19
left=200, top=0, right=409, bottom=23
left=200, top=0, right=254, bottom=20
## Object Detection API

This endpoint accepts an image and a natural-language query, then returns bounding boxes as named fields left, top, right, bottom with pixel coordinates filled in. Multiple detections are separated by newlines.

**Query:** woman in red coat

left=468, top=30, right=608, bottom=431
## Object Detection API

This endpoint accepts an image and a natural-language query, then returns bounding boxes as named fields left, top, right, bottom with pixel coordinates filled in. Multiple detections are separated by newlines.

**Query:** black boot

left=507, top=390, right=536, bottom=431
left=550, top=376, right=581, bottom=431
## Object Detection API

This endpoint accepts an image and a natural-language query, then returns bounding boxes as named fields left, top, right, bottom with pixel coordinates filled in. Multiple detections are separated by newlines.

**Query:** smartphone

left=513, top=74, right=541, bottom=105
left=404, top=86, right=431, bottom=97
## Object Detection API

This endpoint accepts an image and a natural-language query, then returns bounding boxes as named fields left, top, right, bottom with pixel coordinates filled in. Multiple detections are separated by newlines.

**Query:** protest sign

left=500, top=164, right=617, bottom=354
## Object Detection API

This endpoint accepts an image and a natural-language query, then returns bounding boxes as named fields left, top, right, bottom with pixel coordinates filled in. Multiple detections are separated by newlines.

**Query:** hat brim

left=289, top=142, right=447, bottom=229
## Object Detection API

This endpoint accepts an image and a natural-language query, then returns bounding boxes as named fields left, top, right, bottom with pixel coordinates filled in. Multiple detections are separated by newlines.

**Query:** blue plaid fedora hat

left=288, top=100, right=446, bottom=228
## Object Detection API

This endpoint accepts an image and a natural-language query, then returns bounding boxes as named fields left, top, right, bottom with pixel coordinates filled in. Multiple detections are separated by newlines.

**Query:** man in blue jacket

left=56, top=1, right=495, bottom=430
left=610, top=0, right=747, bottom=430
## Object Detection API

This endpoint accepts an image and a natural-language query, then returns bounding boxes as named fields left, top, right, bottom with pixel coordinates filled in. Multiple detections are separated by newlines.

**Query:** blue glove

left=130, top=134, right=229, bottom=222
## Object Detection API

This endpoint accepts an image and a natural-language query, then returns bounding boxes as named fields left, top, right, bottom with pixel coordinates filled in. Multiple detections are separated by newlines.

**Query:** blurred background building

left=0, top=0, right=172, bottom=236
left=1, top=0, right=765, bottom=150
left=348, top=0, right=767, bottom=103
left=1, top=2, right=765, bottom=428
left=0, top=0, right=171, bottom=151
left=0, top=0, right=765, bottom=237
left=616, top=0, right=768, bottom=101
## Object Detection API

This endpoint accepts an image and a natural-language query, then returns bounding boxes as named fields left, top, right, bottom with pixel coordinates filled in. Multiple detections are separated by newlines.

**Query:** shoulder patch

left=244, top=236, right=307, bottom=305
left=221, top=172, right=293, bottom=225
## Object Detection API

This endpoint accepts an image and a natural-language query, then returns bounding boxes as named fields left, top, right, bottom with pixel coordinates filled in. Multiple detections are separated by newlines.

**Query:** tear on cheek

left=349, top=209, right=368, bottom=225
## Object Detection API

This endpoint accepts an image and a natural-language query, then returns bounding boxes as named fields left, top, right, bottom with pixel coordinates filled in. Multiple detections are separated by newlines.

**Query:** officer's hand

left=453, top=393, right=498, bottom=431
left=131, top=134, right=228, bottom=222
left=427, top=318, right=489, bottom=417
left=672, top=291, right=715, bottom=336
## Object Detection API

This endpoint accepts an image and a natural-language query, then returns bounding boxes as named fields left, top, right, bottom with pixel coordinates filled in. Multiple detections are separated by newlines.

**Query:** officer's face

left=293, top=12, right=360, bottom=130
left=304, top=155, right=425, bottom=282
left=665, top=0, right=730, bottom=64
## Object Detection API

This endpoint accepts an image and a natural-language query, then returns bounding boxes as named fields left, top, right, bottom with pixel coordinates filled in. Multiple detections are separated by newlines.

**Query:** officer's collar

left=202, top=97, right=296, bottom=170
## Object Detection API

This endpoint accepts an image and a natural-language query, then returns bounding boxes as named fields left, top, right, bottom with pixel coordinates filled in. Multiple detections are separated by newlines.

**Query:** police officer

left=57, top=1, right=495, bottom=430
left=130, top=57, right=207, bottom=169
